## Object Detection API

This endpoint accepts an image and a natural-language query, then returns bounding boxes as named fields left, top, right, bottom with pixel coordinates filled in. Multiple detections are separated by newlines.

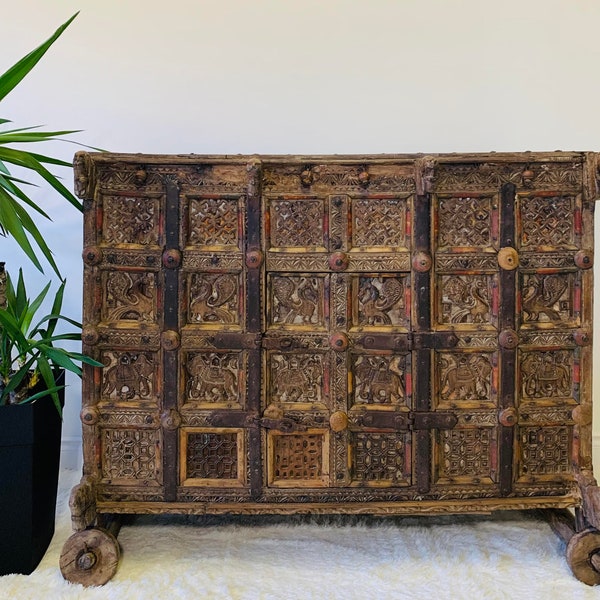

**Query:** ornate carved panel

left=350, top=432, right=411, bottom=486
left=187, top=272, right=240, bottom=326
left=519, top=195, right=576, bottom=249
left=353, top=275, right=410, bottom=328
left=439, top=274, right=497, bottom=326
left=520, top=272, right=577, bottom=325
left=267, top=352, right=327, bottom=405
left=183, top=351, right=243, bottom=407
left=102, top=271, right=157, bottom=323
left=435, top=428, right=496, bottom=484
left=268, top=275, right=326, bottom=328
left=101, top=351, right=157, bottom=403
left=181, top=428, right=245, bottom=486
left=437, top=196, right=497, bottom=249
left=101, top=428, right=161, bottom=484
left=520, top=350, right=573, bottom=401
left=351, top=354, right=409, bottom=406
left=186, top=196, right=242, bottom=248
left=102, top=194, right=160, bottom=246
left=268, top=431, right=329, bottom=487
left=268, top=197, right=325, bottom=249
left=436, top=352, right=496, bottom=408
left=517, top=426, right=571, bottom=480
left=351, top=197, right=408, bottom=249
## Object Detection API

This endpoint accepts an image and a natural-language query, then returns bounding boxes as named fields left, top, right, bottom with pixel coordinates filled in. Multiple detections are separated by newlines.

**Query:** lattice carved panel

left=269, top=198, right=325, bottom=249
left=181, top=428, right=246, bottom=487
left=102, top=271, right=157, bottom=323
left=353, top=275, right=410, bottom=328
left=188, top=272, right=240, bottom=325
left=102, top=194, right=160, bottom=246
left=519, top=196, right=576, bottom=249
left=437, top=196, right=496, bottom=249
left=101, top=428, right=161, bottom=484
left=351, top=354, right=409, bottom=406
left=517, top=426, right=571, bottom=480
left=101, top=351, right=157, bottom=403
left=351, top=197, right=408, bottom=248
left=187, top=196, right=241, bottom=248
left=350, top=432, right=411, bottom=486
left=435, top=428, right=496, bottom=484
left=268, top=431, right=329, bottom=487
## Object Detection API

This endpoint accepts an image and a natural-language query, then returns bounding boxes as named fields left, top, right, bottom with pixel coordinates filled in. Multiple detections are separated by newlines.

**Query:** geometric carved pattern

left=271, top=434, right=324, bottom=482
left=437, top=196, right=493, bottom=248
left=438, top=353, right=494, bottom=403
left=351, top=432, right=409, bottom=484
left=352, top=354, right=407, bottom=405
left=438, top=428, right=493, bottom=480
left=103, top=195, right=158, bottom=245
left=185, top=352, right=240, bottom=404
left=186, top=432, right=239, bottom=479
left=352, top=198, right=407, bottom=248
left=521, top=350, right=572, bottom=399
left=356, top=275, right=409, bottom=327
left=520, top=196, right=574, bottom=248
left=440, top=275, right=493, bottom=324
left=102, top=428, right=159, bottom=481
left=270, top=275, right=324, bottom=326
left=270, top=353, right=325, bottom=403
left=104, top=271, right=156, bottom=322
left=521, top=272, right=573, bottom=323
left=519, top=426, right=571, bottom=476
left=101, top=351, right=155, bottom=401
left=188, top=272, right=239, bottom=324
left=269, top=198, right=324, bottom=248
left=188, top=197, right=240, bottom=247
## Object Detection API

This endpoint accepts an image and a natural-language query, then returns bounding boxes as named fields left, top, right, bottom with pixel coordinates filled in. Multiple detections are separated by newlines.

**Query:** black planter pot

left=0, top=378, right=64, bottom=576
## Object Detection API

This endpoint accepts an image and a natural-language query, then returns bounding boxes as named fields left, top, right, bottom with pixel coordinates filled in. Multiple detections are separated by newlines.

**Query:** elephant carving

left=102, top=352, right=155, bottom=400
left=187, top=353, right=238, bottom=403
left=440, top=354, right=492, bottom=402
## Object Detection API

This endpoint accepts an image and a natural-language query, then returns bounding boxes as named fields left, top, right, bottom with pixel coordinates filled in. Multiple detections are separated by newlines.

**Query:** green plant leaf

left=0, top=188, right=45, bottom=272
left=0, top=12, right=78, bottom=103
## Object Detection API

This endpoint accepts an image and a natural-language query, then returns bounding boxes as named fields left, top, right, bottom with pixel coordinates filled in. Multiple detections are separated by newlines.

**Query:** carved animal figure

left=441, top=355, right=492, bottom=401
left=522, top=274, right=568, bottom=321
left=272, top=277, right=318, bottom=324
left=102, top=352, right=154, bottom=400
left=189, top=274, right=237, bottom=323
left=358, top=277, right=404, bottom=326
left=355, top=356, right=404, bottom=404
left=272, top=355, right=322, bottom=402
left=106, top=272, right=154, bottom=321
left=187, top=354, right=237, bottom=402
left=522, top=353, right=570, bottom=397
left=443, top=276, right=490, bottom=323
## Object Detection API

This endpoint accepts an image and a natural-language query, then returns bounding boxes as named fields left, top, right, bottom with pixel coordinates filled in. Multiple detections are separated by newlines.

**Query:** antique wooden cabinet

left=61, top=152, right=600, bottom=585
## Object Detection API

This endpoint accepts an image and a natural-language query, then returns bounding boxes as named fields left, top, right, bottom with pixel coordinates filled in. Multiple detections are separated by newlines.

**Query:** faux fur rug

left=1, top=470, right=599, bottom=599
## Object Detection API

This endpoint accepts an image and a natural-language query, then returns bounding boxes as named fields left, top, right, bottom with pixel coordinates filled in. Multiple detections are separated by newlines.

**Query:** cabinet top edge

left=74, top=150, right=591, bottom=166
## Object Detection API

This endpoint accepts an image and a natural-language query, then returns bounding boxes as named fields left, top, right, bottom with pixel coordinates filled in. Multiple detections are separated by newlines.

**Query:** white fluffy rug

left=1, top=469, right=599, bottom=599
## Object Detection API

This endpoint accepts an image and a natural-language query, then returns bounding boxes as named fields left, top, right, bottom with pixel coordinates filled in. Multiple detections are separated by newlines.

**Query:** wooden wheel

left=566, top=528, right=600, bottom=586
left=59, top=527, right=120, bottom=586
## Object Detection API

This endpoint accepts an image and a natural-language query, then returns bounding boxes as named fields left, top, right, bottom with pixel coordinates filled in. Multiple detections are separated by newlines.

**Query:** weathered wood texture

left=65, top=151, right=600, bottom=585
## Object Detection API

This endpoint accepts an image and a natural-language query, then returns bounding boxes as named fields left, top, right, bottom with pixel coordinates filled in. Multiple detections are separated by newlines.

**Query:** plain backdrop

left=1, top=0, right=599, bottom=469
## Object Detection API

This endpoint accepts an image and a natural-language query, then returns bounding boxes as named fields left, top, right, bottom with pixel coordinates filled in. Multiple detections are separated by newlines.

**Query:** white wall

left=2, top=0, right=600, bottom=470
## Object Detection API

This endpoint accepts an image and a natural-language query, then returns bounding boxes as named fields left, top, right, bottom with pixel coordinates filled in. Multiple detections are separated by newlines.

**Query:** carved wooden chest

left=61, top=152, right=600, bottom=585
